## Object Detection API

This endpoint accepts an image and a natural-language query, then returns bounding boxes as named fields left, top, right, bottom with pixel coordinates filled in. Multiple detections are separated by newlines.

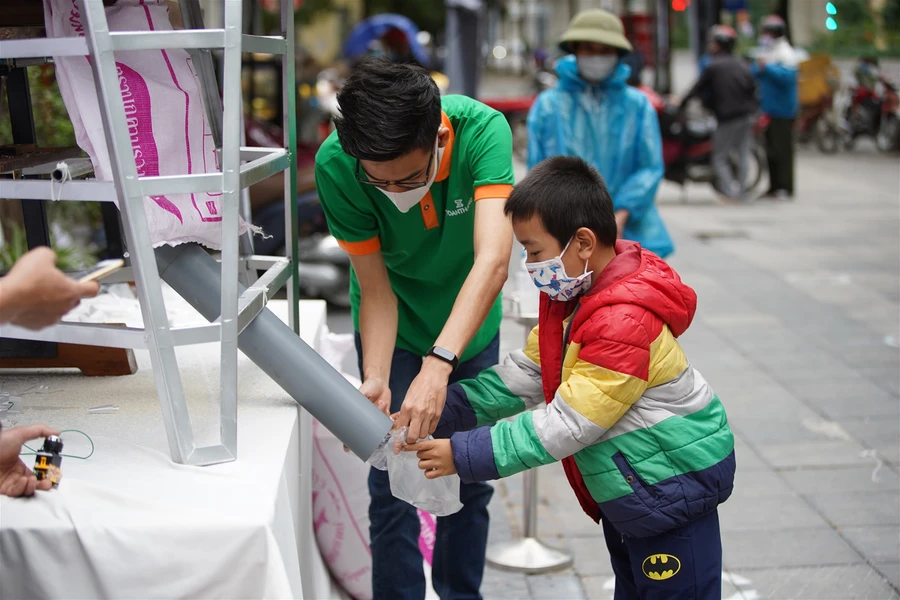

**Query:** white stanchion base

left=486, top=537, right=574, bottom=574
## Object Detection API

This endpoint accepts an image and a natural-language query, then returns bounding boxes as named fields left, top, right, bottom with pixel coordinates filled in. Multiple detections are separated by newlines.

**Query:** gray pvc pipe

left=154, top=243, right=391, bottom=461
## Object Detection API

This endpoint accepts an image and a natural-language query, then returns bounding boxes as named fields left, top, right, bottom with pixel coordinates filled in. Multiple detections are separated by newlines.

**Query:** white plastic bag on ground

left=312, top=328, right=440, bottom=600
left=44, top=0, right=251, bottom=248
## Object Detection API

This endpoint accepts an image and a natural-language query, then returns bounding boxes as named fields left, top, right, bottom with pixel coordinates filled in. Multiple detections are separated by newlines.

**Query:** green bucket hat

left=559, top=9, right=633, bottom=54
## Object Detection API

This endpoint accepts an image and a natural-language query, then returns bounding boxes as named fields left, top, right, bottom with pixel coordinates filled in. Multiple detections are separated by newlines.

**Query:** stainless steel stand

left=486, top=465, right=574, bottom=573
left=0, top=0, right=299, bottom=466
left=486, top=279, right=574, bottom=574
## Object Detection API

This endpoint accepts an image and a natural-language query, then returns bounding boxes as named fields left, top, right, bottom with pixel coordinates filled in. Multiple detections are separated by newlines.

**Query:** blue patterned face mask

left=526, top=239, right=593, bottom=301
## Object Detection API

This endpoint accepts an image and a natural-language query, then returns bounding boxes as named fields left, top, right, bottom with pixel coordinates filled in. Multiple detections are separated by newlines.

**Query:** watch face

left=430, top=346, right=457, bottom=367
left=433, top=347, right=453, bottom=361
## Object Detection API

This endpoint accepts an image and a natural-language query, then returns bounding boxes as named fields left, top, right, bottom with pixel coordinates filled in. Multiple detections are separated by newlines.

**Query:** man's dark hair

left=505, top=156, right=617, bottom=248
left=334, top=57, right=442, bottom=161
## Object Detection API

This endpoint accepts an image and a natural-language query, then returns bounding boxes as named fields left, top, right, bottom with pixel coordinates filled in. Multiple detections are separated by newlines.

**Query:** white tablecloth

left=0, top=300, right=336, bottom=599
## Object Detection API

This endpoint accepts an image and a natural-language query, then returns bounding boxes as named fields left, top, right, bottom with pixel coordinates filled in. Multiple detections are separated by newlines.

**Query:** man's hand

left=404, top=438, right=456, bottom=479
left=756, top=58, right=767, bottom=71
left=344, top=376, right=392, bottom=453
left=615, top=209, right=630, bottom=239
left=0, top=247, right=100, bottom=330
left=0, top=424, right=60, bottom=498
left=395, top=357, right=452, bottom=443
left=359, top=376, right=391, bottom=416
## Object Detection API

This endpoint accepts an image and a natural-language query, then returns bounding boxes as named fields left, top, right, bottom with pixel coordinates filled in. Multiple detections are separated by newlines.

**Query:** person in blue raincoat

left=527, top=8, right=674, bottom=259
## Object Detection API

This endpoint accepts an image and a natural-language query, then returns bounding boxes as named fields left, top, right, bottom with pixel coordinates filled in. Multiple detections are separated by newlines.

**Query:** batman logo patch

left=641, top=554, right=681, bottom=581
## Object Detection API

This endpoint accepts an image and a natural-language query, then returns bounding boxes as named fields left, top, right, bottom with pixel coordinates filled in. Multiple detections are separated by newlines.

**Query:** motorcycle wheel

left=814, top=116, right=841, bottom=154
left=876, top=115, right=900, bottom=153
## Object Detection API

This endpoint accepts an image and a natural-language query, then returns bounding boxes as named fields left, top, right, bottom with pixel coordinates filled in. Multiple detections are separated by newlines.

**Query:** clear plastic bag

left=367, top=427, right=464, bottom=517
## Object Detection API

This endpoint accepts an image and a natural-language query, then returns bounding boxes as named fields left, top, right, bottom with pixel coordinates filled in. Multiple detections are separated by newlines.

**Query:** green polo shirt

left=315, top=95, right=514, bottom=361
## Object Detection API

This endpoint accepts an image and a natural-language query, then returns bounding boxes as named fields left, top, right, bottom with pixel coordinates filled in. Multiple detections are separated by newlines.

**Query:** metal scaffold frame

left=0, top=0, right=300, bottom=467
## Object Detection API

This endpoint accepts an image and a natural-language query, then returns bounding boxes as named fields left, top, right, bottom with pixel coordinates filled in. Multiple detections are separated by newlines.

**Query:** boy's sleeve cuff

left=451, top=427, right=500, bottom=484
left=433, top=383, right=477, bottom=439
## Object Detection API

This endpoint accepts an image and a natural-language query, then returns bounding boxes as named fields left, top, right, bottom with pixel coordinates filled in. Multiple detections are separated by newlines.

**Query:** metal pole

left=485, top=306, right=573, bottom=574
left=522, top=467, right=538, bottom=537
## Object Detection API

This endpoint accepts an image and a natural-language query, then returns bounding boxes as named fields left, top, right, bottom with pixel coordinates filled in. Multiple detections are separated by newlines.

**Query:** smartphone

left=77, top=258, right=125, bottom=283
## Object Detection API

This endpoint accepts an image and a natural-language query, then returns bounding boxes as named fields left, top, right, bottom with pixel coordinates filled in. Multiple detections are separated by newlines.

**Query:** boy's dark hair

left=505, top=156, right=617, bottom=248
left=334, top=57, right=442, bottom=162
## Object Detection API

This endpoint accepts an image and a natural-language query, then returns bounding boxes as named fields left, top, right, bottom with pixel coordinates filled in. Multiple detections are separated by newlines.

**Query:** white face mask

left=378, top=137, right=443, bottom=213
left=526, top=239, right=593, bottom=301
left=577, top=55, right=618, bottom=82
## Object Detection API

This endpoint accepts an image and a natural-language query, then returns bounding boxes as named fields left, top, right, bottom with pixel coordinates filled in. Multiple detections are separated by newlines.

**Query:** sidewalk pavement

left=481, top=146, right=900, bottom=600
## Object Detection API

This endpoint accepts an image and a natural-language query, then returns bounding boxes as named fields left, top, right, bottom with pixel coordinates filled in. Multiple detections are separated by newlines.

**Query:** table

left=0, top=299, right=336, bottom=599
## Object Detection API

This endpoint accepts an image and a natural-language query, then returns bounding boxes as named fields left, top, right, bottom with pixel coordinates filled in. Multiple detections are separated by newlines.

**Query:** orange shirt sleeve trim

left=336, top=236, right=381, bottom=256
left=474, top=184, right=514, bottom=201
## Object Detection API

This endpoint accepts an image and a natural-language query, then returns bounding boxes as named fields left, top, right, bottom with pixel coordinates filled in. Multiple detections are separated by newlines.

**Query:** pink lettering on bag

left=117, top=62, right=183, bottom=223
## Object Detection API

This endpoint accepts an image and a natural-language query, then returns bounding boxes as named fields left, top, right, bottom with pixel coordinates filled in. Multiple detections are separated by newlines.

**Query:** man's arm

left=613, top=96, right=665, bottom=232
left=758, top=62, right=797, bottom=89
left=398, top=197, right=513, bottom=441
left=681, top=65, right=712, bottom=105
left=315, top=162, right=393, bottom=412
left=350, top=252, right=398, bottom=414
left=434, top=326, right=543, bottom=438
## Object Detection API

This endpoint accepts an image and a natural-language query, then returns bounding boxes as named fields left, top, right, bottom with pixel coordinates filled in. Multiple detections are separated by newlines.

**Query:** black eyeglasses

left=355, top=148, right=435, bottom=190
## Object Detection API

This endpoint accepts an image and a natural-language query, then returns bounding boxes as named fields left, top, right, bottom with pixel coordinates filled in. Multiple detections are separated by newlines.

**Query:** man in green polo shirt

left=315, top=58, right=514, bottom=599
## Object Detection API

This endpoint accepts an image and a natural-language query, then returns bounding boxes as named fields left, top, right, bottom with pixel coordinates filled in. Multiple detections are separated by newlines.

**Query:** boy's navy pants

left=602, top=509, right=722, bottom=600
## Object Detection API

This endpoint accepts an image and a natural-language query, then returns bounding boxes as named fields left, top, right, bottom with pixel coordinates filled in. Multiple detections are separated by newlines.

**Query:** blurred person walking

left=682, top=25, right=758, bottom=202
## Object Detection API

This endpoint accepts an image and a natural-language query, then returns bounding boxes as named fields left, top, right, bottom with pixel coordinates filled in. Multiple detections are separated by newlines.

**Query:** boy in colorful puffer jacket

left=406, top=156, right=735, bottom=600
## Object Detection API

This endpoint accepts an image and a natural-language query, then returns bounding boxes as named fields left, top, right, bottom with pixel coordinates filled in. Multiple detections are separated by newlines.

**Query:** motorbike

left=842, top=73, right=900, bottom=153
left=796, top=95, right=842, bottom=154
left=795, top=55, right=842, bottom=154
left=245, top=117, right=351, bottom=308
left=639, top=86, right=767, bottom=196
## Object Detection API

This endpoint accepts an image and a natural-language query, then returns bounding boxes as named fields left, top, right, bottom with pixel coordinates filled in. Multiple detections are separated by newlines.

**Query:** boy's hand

left=404, top=439, right=456, bottom=479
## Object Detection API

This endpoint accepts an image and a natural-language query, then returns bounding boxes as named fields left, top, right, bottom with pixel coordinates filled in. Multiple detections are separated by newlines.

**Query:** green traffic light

left=826, top=16, right=838, bottom=30
left=826, top=2, right=837, bottom=15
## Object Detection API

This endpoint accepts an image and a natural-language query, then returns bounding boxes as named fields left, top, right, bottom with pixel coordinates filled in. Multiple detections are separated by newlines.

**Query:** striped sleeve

left=452, top=308, right=656, bottom=483
left=434, top=326, right=541, bottom=439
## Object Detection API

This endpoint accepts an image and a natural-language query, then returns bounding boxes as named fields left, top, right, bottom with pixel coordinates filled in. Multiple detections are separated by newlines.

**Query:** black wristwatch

left=426, top=345, right=459, bottom=371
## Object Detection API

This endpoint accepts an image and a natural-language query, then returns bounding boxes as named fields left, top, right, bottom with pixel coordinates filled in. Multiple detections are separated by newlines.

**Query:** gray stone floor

left=330, top=144, right=900, bottom=599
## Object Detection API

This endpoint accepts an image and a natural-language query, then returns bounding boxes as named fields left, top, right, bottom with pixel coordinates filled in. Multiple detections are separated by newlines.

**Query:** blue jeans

left=355, top=333, right=499, bottom=600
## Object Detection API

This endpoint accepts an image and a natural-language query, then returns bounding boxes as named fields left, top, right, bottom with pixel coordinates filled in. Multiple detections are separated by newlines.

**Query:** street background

left=328, top=53, right=900, bottom=599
